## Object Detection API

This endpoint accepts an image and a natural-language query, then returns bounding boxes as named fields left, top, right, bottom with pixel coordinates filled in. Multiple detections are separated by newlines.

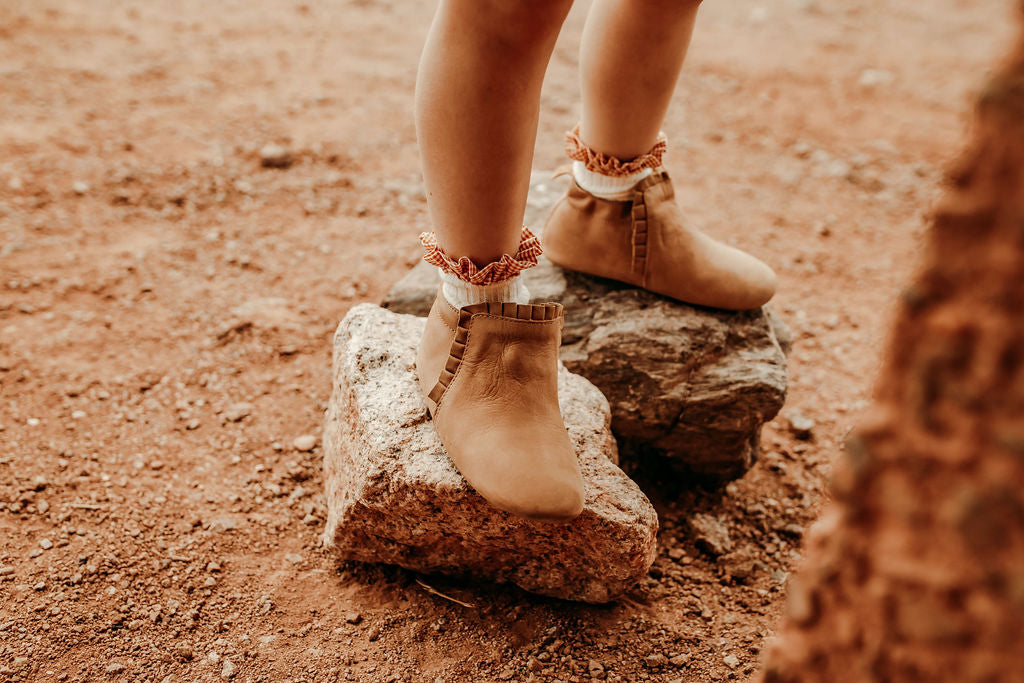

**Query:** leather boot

left=416, top=288, right=585, bottom=522
left=543, top=170, right=777, bottom=310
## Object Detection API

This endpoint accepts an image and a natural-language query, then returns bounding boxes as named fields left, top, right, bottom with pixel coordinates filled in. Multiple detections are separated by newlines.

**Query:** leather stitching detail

left=631, top=189, right=649, bottom=284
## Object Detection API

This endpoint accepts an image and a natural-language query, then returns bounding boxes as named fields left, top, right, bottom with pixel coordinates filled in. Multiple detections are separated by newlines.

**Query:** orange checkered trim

left=565, top=123, right=667, bottom=176
left=419, top=226, right=542, bottom=285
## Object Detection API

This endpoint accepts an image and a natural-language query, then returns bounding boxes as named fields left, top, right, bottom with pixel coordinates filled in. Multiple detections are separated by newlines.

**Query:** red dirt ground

left=0, top=1, right=1016, bottom=681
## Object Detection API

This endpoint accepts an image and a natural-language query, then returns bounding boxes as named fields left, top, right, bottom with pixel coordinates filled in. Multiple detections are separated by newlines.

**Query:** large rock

left=322, top=304, right=659, bottom=603
left=383, top=173, right=789, bottom=478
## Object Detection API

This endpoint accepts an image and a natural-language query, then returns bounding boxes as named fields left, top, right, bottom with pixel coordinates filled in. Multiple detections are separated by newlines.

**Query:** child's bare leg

left=412, top=0, right=586, bottom=523
left=544, top=0, right=776, bottom=310
left=579, top=0, right=701, bottom=159
left=415, top=0, right=573, bottom=266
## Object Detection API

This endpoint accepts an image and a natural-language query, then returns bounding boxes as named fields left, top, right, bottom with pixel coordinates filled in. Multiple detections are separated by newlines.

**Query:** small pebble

left=723, top=654, right=741, bottom=669
left=293, top=434, right=317, bottom=452
left=284, top=553, right=304, bottom=565
left=39, top=538, right=53, bottom=550
left=72, top=181, right=89, bottom=195
left=259, top=144, right=293, bottom=169
left=223, top=402, right=253, bottom=422
left=345, top=611, right=362, bottom=625
left=644, top=654, right=668, bottom=668
left=221, top=660, right=236, bottom=679
left=669, top=654, right=690, bottom=667
left=105, top=663, right=125, bottom=674
left=787, top=413, right=816, bottom=439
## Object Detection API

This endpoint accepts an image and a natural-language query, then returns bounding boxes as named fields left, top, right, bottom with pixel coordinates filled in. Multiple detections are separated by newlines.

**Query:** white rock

left=323, top=304, right=659, bottom=603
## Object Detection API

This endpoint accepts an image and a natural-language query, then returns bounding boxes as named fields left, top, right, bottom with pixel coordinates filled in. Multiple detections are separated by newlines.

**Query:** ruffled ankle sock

left=418, top=226, right=542, bottom=310
left=572, top=161, right=652, bottom=201
left=565, top=123, right=668, bottom=200
left=439, top=272, right=530, bottom=308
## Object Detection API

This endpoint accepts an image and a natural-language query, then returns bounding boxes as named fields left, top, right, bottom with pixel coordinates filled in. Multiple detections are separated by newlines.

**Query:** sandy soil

left=0, top=0, right=1016, bottom=681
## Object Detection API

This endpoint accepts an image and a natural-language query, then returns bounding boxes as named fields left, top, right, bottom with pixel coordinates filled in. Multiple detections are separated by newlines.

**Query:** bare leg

left=579, top=0, right=702, bottom=159
left=544, top=0, right=776, bottom=310
left=415, top=0, right=574, bottom=265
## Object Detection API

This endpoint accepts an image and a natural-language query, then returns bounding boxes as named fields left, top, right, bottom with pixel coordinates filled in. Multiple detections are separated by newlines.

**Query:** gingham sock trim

left=565, top=123, right=667, bottom=177
left=419, top=226, right=542, bottom=286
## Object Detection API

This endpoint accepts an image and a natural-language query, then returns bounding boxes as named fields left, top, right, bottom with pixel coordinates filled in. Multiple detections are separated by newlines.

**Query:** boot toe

left=499, top=473, right=585, bottom=523
left=741, top=258, right=777, bottom=309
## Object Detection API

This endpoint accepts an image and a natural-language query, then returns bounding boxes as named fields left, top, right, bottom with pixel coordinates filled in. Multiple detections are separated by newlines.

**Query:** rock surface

left=383, top=174, right=789, bottom=478
left=322, top=304, right=659, bottom=603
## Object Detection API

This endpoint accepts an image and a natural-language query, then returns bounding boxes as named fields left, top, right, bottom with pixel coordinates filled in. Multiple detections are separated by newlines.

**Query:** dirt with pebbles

left=0, top=0, right=1016, bottom=681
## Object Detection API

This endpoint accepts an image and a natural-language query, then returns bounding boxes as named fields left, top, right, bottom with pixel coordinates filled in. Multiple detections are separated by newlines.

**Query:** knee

left=468, top=0, right=574, bottom=48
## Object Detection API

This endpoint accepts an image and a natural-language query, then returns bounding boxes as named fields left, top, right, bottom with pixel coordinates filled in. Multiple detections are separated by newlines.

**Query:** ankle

left=440, top=272, right=531, bottom=308
left=565, top=123, right=667, bottom=200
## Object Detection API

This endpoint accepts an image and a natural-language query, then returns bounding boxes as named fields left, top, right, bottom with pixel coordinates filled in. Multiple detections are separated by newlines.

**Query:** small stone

left=588, top=660, right=605, bottom=675
left=72, top=181, right=90, bottom=195
left=186, top=418, right=201, bottom=430
left=175, top=645, right=194, bottom=661
left=209, top=517, right=239, bottom=532
left=204, top=576, right=217, bottom=587
left=669, top=654, right=690, bottom=667
left=787, top=413, right=815, bottom=439
left=259, top=144, right=293, bottom=169
left=644, top=654, right=668, bottom=668
left=723, top=654, right=740, bottom=669
left=36, top=500, right=49, bottom=514
left=285, top=553, right=304, bottom=565
left=71, top=410, right=86, bottom=419
left=688, top=514, right=733, bottom=557
left=39, top=538, right=53, bottom=550
left=221, top=660, right=236, bottom=679
left=33, top=581, right=46, bottom=591
left=720, top=551, right=757, bottom=582
left=859, top=68, right=895, bottom=88
left=345, top=611, right=362, bottom=624
left=367, top=625, right=381, bottom=642
left=223, top=402, right=253, bottom=422
left=105, top=662, right=125, bottom=674
left=207, top=562, right=221, bottom=572
left=293, top=434, right=317, bottom=452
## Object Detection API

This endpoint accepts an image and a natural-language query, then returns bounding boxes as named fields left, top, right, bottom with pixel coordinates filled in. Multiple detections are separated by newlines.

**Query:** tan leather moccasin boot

left=544, top=170, right=777, bottom=311
left=416, top=289, right=585, bottom=522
